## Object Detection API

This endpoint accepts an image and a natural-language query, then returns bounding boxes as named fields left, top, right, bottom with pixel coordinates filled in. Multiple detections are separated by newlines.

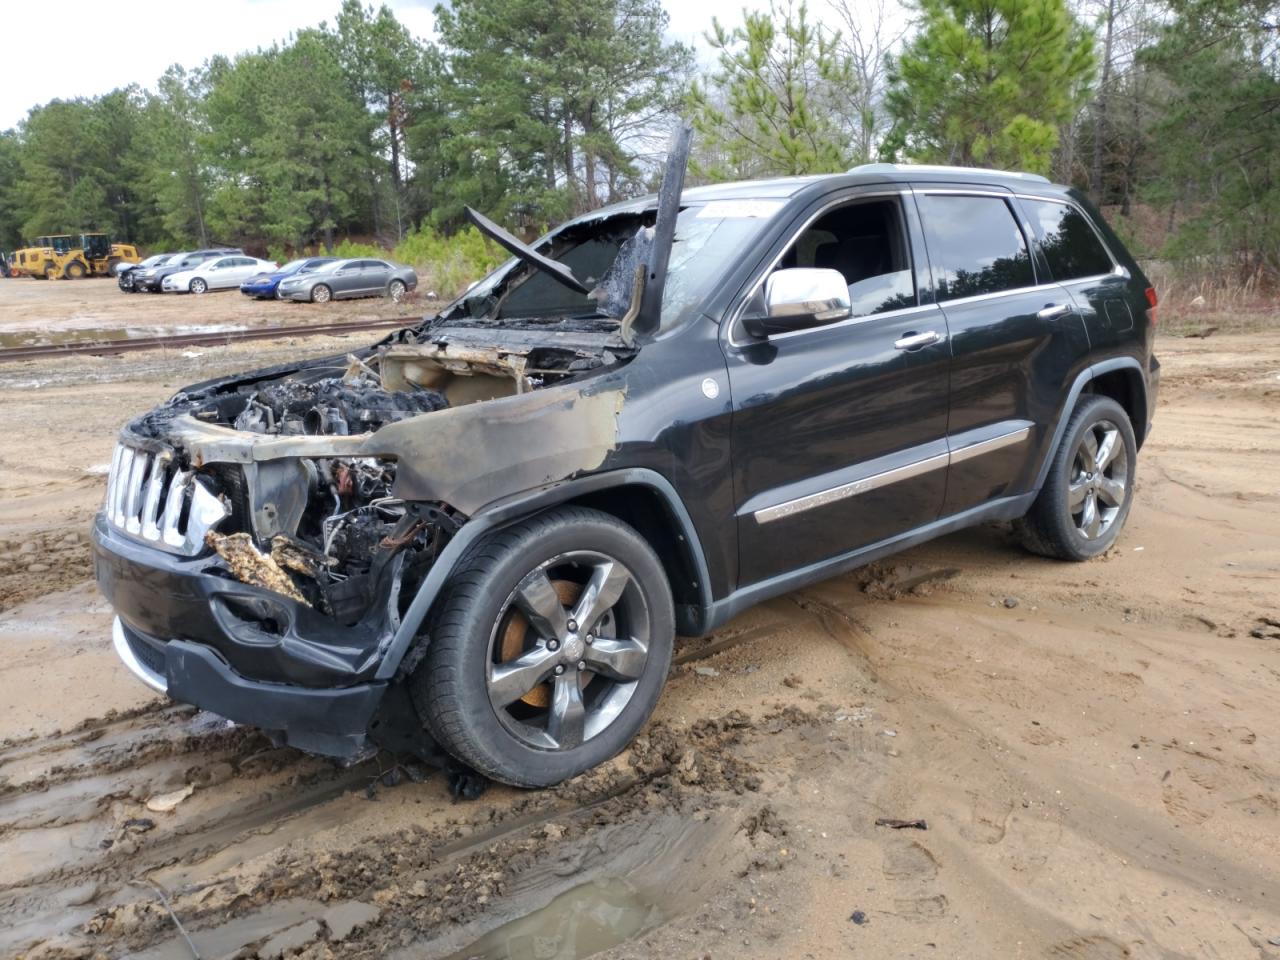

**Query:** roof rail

left=848, top=162, right=1050, bottom=183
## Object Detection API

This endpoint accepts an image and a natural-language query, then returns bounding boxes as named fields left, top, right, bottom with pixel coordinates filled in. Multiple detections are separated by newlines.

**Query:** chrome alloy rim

left=1070, top=419, right=1128, bottom=540
left=486, top=552, right=650, bottom=751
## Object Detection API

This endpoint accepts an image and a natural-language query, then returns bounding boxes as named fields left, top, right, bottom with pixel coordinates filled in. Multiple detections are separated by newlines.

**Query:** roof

left=570, top=164, right=1071, bottom=229
left=684, top=163, right=1061, bottom=198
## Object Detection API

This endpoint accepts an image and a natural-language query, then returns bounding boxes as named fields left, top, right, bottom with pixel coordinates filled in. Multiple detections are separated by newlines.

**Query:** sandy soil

left=0, top=272, right=434, bottom=341
left=1, top=277, right=1277, bottom=959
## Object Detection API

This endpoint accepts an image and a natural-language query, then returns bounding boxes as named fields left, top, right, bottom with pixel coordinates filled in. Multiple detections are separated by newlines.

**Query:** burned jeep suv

left=94, top=132, right=1159, bottom=787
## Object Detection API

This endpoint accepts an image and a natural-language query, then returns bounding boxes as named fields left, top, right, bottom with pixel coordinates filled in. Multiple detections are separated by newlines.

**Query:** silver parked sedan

left=276, top=257, right=418, bottom=303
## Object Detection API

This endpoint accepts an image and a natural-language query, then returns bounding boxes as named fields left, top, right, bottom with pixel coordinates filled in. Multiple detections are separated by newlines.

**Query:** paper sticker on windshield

left=695, top=200, right=785, bottom=220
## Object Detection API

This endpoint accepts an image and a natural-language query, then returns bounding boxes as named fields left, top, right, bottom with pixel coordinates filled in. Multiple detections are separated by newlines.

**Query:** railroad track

left=0, top=316, right=416, bottom=363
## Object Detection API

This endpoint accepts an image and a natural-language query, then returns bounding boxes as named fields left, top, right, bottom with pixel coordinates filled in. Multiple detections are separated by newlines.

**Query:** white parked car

left=162, top=255, right=278, bottom=294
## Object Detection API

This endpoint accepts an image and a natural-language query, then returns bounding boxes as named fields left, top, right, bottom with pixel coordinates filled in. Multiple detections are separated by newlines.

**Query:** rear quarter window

left=918, top=194, right=1035, bottom=301
left=1022, top=198, right=1114, bottom=280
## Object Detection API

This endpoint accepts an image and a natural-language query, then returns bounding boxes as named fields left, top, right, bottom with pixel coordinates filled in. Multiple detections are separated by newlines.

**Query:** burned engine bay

left=118, top=313, right=635, bottom=644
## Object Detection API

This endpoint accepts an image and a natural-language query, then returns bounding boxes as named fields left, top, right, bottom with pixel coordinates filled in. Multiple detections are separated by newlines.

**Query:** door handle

left=1037, top=303, right=1073, bottom=321
left=894, top=330, right=941, bottom=351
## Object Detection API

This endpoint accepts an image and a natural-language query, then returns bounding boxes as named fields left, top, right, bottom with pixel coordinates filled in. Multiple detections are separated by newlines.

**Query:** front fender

left=374, top=467, right=712, bottom=681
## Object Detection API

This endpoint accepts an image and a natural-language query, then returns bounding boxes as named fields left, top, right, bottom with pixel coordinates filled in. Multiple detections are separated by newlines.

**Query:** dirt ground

left=0, top=272, right=432, bottom=343
left=1, top=280, right=1278, bottom=960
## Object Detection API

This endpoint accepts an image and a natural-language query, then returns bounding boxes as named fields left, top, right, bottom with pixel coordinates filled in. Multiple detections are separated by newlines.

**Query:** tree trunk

left=564, top=114, right=576, bottom=211
left=582, top=102, right=597, bottom=210
left=1091, top=0, right=1116, bottom=199
left=388, top=88, right=403, bottom=190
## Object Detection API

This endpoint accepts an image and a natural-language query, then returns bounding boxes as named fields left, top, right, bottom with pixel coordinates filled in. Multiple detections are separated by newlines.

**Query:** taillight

left=1144, top=286, right=1158, bottom=327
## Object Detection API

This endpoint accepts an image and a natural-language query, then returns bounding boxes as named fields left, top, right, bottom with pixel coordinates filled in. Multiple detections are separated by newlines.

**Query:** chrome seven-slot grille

left=105, top=444, right=229, bottom=555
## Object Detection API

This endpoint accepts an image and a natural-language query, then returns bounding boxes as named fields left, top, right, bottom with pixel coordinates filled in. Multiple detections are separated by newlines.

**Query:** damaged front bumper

left=93, top=515, right=389, bottom=757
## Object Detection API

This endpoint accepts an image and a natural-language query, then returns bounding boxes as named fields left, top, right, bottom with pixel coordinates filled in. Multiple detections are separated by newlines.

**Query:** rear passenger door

left=360, top=259, right=393, bottom=294
left=1016, top=196, right=1133, bottom=356
left=913, top=188, right=1090, bottom=517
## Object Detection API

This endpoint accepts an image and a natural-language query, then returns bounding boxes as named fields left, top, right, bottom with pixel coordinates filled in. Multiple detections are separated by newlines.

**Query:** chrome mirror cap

left=744, top=267, right=852, bottom=338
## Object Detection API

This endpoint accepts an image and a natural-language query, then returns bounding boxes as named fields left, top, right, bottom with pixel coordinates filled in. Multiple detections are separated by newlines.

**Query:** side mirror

left=742, top=268, right=851, bottom=338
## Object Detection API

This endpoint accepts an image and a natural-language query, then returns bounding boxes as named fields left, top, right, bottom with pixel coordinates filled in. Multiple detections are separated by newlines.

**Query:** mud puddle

left=437, top=877, right=666, bottom=960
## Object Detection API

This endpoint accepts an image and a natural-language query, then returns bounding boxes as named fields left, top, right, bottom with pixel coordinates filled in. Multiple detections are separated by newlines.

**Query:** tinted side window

left=1023, top=199, right=1113, bottom=280
left=919, top=195, right=1034, bottom=301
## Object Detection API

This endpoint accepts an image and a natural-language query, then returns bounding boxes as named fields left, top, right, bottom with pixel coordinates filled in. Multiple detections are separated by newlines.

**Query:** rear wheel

left=413, top=506, right=674, bottom=787
left=311, top=283, right=332, bottom=303
left=189, top=277, right=208, bottom=295
left=1014, top=395, right=1137, bottom=561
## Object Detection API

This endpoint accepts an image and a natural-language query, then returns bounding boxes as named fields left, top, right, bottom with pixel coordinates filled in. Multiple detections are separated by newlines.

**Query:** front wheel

left=1014, top=395, right=1137, bottom=561
left=413, top=506, right=675, bottom=787
left=387, top=279, right=406, bottom=301
left=65, top=260, right=86, bottom=279
left=311, top=283, right=332, bottom=303
left=189, top=277, right=208, bottom=295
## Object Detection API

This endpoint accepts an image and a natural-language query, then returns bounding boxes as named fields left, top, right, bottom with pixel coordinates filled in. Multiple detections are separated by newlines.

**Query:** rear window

left=1022, top=199, right=1114, bottom=281
left=918, top=195, right=1034, bottom=301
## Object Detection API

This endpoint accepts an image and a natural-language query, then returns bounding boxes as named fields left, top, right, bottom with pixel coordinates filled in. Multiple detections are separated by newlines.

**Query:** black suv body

left=132, top=248, right=242, bottom=292
left=93, top=146, right=1159, bottom=786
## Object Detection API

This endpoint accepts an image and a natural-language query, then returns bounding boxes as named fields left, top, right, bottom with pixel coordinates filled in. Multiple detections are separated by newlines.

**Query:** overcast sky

left=0, top=0, right=859, bottom=132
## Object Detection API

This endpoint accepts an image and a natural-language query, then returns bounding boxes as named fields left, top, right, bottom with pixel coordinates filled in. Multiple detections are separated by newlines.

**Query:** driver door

left=723, top=190, right=951, bottom=586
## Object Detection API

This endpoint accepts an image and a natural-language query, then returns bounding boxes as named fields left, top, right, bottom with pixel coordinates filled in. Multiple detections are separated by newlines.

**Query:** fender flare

left=374, top=467, right=712, bottom=681
left=1033, top=356, right=1147, bottom=493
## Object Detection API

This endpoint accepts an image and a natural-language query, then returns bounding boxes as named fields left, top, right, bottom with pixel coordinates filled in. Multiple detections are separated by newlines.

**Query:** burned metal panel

left=369, top=381, right=627, bottom=515
left=632, top=122, right=693, bottom=337
left=465, top=206, right=591, bottom=295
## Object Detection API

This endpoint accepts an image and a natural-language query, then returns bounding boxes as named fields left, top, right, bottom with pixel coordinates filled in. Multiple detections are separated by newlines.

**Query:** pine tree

left=687, top=1, right=859, bottom=180
left=884, top=0, right=1096, bottom=174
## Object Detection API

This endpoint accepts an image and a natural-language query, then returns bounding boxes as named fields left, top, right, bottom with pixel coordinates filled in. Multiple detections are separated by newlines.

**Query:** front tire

left=311, top=283, right=332, bottom=303
left=388, top=279, right=406, bottom=301
left=190, top=277, right=208, bottom=295
left=1014, top=395, right=1137, bottom=561
left=413, top=506, right=675, bottom=788
left=65, top=261, right=86, bottom=279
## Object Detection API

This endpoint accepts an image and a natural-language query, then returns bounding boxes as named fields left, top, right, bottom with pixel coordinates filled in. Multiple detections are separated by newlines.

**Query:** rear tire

left=1014, top=395, right=1137, bottom=561
left=412, top=506, right=675, bottom=788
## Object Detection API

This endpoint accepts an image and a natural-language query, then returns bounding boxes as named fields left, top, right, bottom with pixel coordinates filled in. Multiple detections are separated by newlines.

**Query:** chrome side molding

left=754, top=426, right=1031, bottom=524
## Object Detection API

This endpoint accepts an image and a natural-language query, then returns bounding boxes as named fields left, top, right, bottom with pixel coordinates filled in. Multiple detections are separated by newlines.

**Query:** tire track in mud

left=0, top=703, right=370, bottom=956
left=15, top=703, right=851, bottom=959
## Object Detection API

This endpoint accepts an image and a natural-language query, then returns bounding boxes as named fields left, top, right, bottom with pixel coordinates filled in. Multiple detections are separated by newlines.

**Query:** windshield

left=455, top=199, right=782, bottom=329
left=279, top=259, right=307, bottom=273
left=312, top=260, right=344, bottom=273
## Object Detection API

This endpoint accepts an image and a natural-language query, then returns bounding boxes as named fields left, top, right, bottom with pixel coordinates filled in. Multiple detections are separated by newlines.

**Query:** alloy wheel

left=486, top=551, right=651, bottom=752
left=389, top=280, right=406, bottom=301
left=313, top=284, right=331, bottom=303
left=191, top=278, right=207, bottom=294
left=1069, top=419, right=1128, bottom=540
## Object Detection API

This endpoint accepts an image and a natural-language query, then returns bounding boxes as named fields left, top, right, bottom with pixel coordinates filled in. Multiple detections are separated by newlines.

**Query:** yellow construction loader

left=12, top=233, right=140, bottom=279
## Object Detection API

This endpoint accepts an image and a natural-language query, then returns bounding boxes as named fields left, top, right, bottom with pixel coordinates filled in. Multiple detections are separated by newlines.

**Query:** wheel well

left=1084, top=368, right=1147, bottom=447
left=558, top=485, right=703, bottom=618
